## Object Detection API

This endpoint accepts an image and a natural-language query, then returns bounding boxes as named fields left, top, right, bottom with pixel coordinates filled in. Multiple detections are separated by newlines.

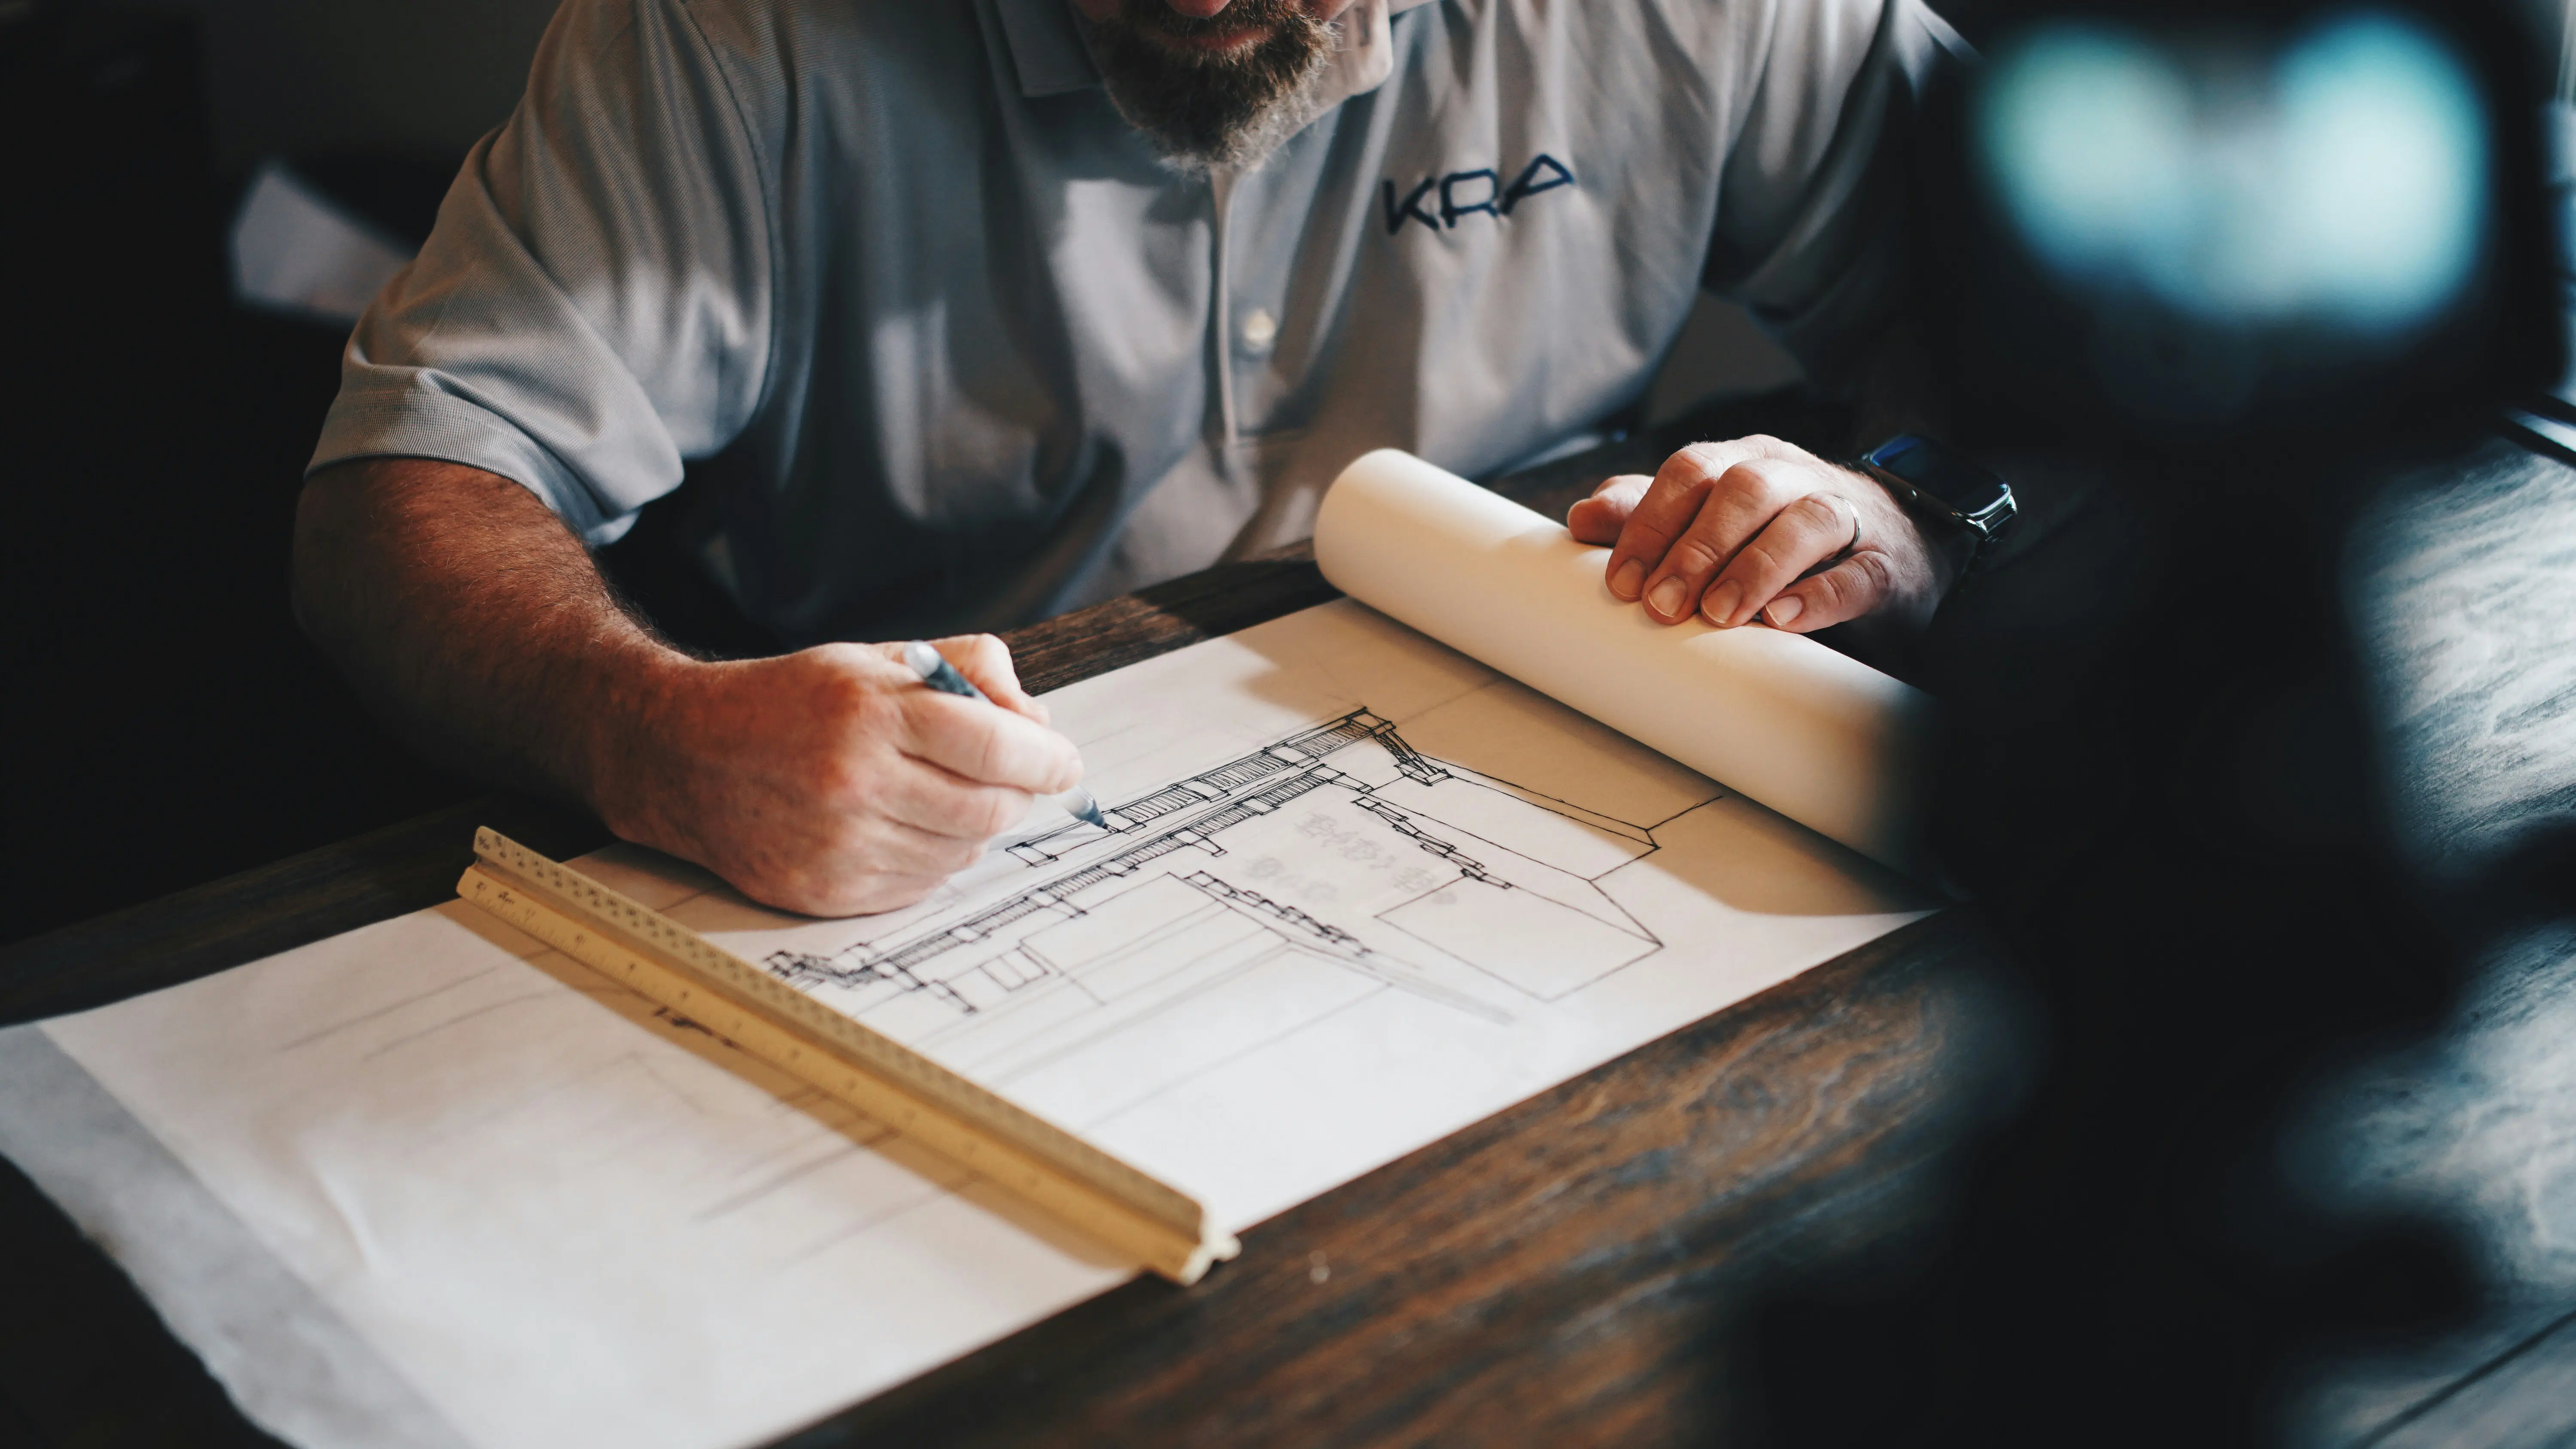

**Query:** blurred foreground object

left=1741, top=6, right=2576, bottom=1442
left=1933, top=0, right=2562, bottom=454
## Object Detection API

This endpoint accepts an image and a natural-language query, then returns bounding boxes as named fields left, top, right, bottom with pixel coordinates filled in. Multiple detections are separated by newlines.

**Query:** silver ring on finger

left=1829, top=493, right=1862, bottom=564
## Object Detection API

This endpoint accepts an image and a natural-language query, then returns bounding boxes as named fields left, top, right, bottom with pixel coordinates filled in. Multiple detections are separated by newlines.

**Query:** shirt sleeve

left=307, top=0, right=774, bottom=545
left=1700, top=0, right=1967, bottom=392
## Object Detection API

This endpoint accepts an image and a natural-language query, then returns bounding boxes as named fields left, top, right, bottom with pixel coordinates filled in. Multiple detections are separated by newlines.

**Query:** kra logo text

left=1380, top=154, right=1576, bottom=235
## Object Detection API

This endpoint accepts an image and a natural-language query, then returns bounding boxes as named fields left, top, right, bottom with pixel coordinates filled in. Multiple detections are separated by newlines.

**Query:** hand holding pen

left=904, top=640, right=1107, bottom=828
left=578, top=633, right=1084, bottom=919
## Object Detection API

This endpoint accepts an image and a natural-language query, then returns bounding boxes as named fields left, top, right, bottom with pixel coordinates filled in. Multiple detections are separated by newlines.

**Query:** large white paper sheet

left=25, top=600, right=1934, bottom=1449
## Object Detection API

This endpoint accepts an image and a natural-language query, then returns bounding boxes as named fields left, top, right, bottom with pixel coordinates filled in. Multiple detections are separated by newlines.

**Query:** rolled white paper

left=1312, top=449, right=1935, bottom=873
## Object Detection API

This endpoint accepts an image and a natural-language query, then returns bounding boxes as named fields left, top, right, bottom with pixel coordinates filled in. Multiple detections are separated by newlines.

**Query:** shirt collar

left=994, top=0, right=1438, bottom=103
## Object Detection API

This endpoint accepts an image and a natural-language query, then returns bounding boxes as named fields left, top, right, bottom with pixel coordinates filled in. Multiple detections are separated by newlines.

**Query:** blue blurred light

left=1978, top=10, right=2490, bottom=334
left=2277, top=16, right=2489, bottom=326
left=1978, top=27, right=2197, bottom=286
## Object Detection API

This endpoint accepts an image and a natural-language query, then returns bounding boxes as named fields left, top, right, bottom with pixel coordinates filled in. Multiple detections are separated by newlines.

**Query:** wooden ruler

left=455, top=827, right=1239, bottom=1285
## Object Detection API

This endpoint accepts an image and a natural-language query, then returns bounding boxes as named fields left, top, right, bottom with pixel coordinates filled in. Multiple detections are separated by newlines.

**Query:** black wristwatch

left=1853, top=435, right=2017, bottom=571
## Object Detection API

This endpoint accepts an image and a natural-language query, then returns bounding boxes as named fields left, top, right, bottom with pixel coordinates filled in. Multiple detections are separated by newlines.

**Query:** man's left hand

left=1567, top=434, right=1960, bottom=635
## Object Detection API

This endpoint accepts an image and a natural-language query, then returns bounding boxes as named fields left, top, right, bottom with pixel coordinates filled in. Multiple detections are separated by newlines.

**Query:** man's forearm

left=291, top=458, right=1086, bottom=917
left=292, top=457, right=678, bottom=810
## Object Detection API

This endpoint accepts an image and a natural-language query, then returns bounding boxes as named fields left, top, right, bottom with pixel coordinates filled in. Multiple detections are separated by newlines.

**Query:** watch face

left=1867, top=436, right=2011, bottom=515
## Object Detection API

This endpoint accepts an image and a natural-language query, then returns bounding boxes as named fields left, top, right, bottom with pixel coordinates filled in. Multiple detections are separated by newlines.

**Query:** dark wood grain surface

left=0, top=797, right=606, bottom=1031
left=795, top=912, right=2006, bottom=1448
left=2, top=421, right=2569, bottom=1447
left=2267, top=439, right=2576, bottom=1448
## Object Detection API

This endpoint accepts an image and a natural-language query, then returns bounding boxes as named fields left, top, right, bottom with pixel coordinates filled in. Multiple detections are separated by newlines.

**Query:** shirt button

left=1240, top=308, right=1278, bottom=355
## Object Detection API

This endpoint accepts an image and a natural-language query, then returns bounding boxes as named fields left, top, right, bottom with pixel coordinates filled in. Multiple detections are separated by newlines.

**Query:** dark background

left=3, top=4, right=473, bottom=940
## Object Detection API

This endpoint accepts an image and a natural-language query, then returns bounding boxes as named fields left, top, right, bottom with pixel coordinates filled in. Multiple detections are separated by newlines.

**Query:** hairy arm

left=293, top=458, right=665, bottom=804
left=292, top=458, right=1082, bottom=915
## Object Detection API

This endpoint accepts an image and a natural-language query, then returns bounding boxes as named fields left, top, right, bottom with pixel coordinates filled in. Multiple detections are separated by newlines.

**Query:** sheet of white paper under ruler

left=2, top=600, right=1935, bottom=1449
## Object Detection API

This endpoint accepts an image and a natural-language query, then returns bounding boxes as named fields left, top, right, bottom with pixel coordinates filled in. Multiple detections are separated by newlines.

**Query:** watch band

left=1853, top=435, right=2018, bottom=573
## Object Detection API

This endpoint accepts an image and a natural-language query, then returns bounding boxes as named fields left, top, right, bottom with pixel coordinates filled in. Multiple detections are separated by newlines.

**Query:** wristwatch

left=1852, top=434, right=2018, bottom=572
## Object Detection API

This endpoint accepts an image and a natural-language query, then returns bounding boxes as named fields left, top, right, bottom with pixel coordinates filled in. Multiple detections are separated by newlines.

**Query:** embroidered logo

left=1380, top=154, right=1576, bottom=235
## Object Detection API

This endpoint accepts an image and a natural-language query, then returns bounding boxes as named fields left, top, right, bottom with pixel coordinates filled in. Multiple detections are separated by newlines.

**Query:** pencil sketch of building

left=763, top=707, right=1716, bottom=1110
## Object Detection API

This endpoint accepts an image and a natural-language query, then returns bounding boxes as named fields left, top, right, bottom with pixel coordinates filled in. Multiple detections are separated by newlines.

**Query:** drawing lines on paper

left=763, top=706, right=1725, bottom=1114
left=271, top=967, right=507, bottom=1053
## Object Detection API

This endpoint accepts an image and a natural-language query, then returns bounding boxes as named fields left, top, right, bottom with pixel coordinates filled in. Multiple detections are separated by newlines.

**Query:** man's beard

left=1076, top=0, right=1337, bottom=171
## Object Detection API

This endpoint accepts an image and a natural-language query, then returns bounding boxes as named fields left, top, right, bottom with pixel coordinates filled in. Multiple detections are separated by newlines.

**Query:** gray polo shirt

left=311, top=0, right=1962, bottom=645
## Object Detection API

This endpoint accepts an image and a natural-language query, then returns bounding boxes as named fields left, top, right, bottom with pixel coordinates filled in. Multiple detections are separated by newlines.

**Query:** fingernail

left=1765, top=595, right=1804, bottom=627
left=1610, top=558, right=1645, bottom=599
left=1646, top=576, right=1687, bottom=618
left=1702, top=580, right=1742, bottom=626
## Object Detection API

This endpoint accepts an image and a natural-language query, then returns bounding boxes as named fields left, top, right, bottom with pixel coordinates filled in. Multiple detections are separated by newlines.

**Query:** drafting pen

left=902, top=640, right=1109, bottom=829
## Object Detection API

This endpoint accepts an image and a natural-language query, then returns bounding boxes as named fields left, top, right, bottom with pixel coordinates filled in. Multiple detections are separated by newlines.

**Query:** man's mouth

left=1143, top=22, right=1276, bottom=58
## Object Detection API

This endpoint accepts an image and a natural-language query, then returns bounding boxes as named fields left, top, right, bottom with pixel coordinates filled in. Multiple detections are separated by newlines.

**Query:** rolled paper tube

left=1312, top=449, right=1935, bottom=875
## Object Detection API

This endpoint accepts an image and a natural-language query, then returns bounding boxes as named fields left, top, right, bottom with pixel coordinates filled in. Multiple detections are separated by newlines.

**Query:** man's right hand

left=595, top=635, right=1085, bottom=918
left=294, top=458, right=1084, bottom=921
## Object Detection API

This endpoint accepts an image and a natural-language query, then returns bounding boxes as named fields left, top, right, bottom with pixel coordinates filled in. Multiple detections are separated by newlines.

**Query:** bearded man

left=293, top=0, right=1969, bottom=916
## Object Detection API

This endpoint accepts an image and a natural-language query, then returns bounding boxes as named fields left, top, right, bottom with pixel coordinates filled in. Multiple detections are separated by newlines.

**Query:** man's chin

left=1079, top=6, right=1334, bottom=170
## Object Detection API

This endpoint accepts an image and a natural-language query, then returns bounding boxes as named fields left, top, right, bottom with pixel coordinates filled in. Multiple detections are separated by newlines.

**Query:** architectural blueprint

left=763, top=706, right=1696, bottom=1108
left=4, top=599, right=1936, bottom=1449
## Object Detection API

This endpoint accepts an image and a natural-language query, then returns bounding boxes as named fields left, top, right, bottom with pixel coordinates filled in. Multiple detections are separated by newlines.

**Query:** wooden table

left=3, top=418, right=2569, bottom=1447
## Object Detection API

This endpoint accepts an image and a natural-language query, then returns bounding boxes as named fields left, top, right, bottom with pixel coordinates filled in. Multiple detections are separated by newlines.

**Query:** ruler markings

left=455, top=828, right=1237, bottom=1284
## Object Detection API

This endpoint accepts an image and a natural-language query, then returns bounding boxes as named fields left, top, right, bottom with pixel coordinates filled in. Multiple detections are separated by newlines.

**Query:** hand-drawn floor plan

left=15, top=599, right=1933, bottom=1449
left=762, top=707, right=1723, bottom=1115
